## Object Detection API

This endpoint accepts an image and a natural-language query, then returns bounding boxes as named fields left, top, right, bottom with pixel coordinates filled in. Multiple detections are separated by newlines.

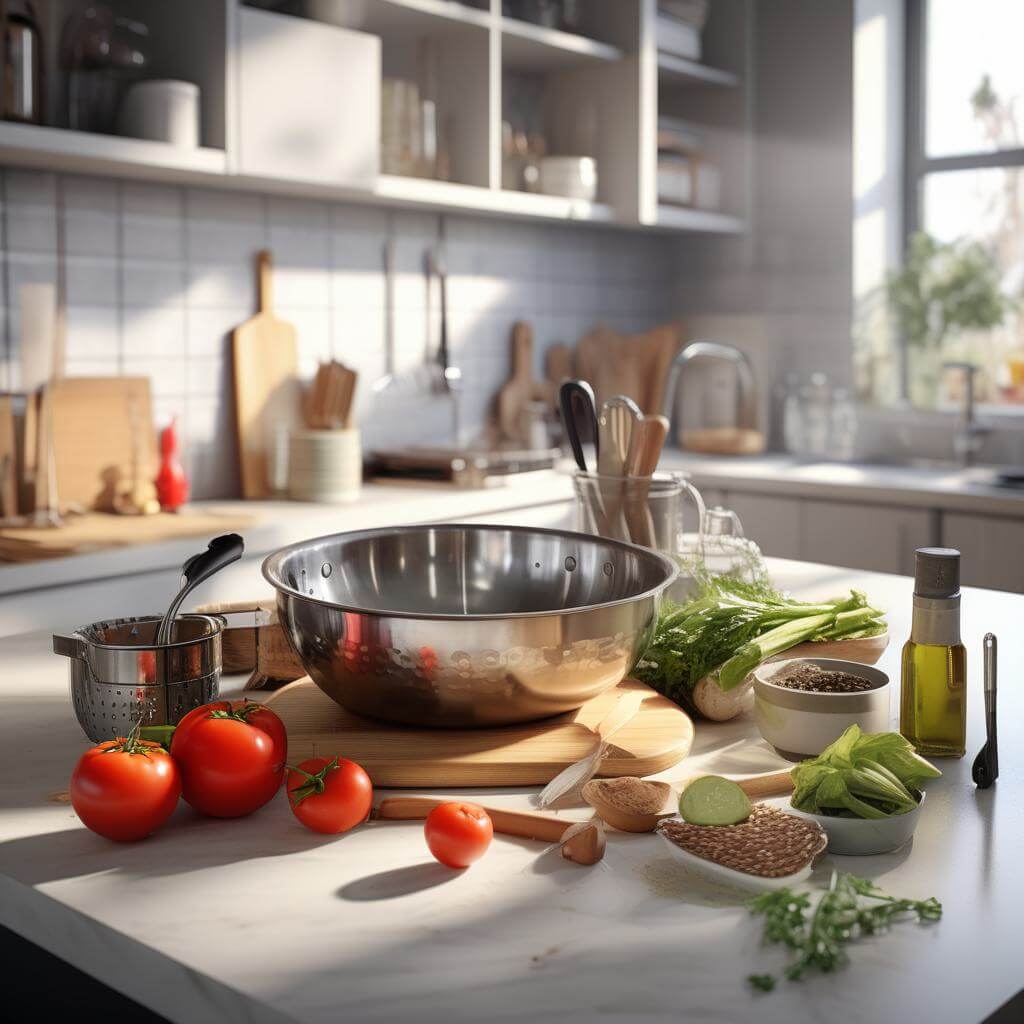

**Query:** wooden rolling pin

left=679, top=770, right=794, bottom=800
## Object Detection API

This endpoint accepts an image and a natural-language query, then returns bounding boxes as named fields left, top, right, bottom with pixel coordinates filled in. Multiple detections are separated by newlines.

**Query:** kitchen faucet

left=943, top=361, right=989, bottom=466
left=662, top=340, right=758, bottom=436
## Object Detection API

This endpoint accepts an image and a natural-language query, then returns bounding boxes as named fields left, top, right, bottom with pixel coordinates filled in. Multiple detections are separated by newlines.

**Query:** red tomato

left=424, top=802, right=493, bottom=868
left=170, top=701, right=286, bottom=818
left=70, top=736, right=181, bottom=842
left=286, top=756, right=373, bottom=834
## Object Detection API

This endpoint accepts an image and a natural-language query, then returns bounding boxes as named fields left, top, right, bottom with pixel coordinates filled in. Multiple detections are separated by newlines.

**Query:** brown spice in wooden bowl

left=657, top=805, right=827, bottom=878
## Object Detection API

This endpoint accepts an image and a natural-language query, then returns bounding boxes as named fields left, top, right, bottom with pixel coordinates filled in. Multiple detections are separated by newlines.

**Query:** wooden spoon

left=583, top=770, right=794, bottom=834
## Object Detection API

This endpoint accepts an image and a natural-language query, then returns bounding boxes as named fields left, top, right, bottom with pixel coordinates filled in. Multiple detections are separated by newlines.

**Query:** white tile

left=6, top=253, right=56, bottom=296
left=64, top=207, right=119, bottom=257
left=64, top=357, right=120, bottom=377
left=186, top=219, right=265, bottom=263
left=64, top=305, right=119, bottom=362
left=272, top=263, right=330, bottom=308
left=186, top=356, right=229, bottom=398
left=123, top=306, right=187, bottom=358
left=63, top=175, right=118, bottom=212
left=187, top=263, right=256, bottom=310
left=123, top=260, right=188, bottom=308
left=65, top=256, right=119, bottom=305
left=122, top=357, right=188, bottom=397
left=332, top=265, right=385, bottom=311
left=186, top=308, right=244, bottom=358
left=123, top=213, right=185, bottom=260
left=122, top=182, right=183, bottom=219
left=186, top=187, right=264, bottom=224
left=4, top=169, right=56, bottom=206
left=330, top=203, right=389, bottom=236
left=6, top=202, right=56, bottom=252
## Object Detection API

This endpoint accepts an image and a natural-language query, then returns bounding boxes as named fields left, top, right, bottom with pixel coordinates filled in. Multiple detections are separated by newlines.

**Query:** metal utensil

left=558, top=379, right=599, bottom=471
left=262, top=523, right=677, bottom=728
left=53, top=614, right=223, bottom=742
left=373, top=236, right=398, bottom=394
left=973, top=633, right=999, bottom=789
left=157, top=533, right=245, bottom=645
left=597, top=395, right=642, bottom=476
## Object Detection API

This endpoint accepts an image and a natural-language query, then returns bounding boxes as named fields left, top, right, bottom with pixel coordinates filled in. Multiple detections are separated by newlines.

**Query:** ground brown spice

left=591, top=776, right=668, bottom=816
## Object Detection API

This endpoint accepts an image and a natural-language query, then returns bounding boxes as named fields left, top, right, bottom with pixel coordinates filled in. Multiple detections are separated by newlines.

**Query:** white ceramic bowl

left=788, top=793, right=925, bottom=856
left=753, top=657, right=890, bottom=760
left=539, top=156, right=598, bottom=201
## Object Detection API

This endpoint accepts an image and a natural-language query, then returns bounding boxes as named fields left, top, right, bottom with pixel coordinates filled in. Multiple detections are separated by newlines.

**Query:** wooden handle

left=511, top=322, right=533, bottom=380
left=257, top=250, right=273, bottom=313
left=627, top=415, right=669, bottom=477
left=375, top=797, right=571, bottom=843
left=737, top=771, right=794, bottom=799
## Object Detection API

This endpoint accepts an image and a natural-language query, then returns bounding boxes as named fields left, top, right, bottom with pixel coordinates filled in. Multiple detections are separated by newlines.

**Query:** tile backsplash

left=0, top=169, right=674, bottom=499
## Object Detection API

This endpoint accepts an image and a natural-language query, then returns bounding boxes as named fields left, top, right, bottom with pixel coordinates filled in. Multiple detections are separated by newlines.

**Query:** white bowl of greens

left=786, top=725, right=941, bottom=856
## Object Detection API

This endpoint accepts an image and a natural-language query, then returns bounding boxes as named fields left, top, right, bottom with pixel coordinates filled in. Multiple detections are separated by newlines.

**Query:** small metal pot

left=53, top=614, right=222, bottom=742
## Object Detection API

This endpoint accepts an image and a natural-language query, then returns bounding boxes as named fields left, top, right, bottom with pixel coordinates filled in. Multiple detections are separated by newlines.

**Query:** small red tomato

left=70, top=735, right=181, bottom=842
left=287, top=756, right=373, bottom=834
left=170, top=701, right=286, bottom=818
left=424, top=802, right=493, bottom=868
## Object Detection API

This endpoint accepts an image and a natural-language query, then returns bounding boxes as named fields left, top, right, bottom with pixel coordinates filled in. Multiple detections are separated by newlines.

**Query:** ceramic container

left=789, top=793, right=926, bottom=856
left=117, top=79, right=200, bottom=147
left=753, top=657, right=890, bottom=760
left=539, top=156, right=598, bottom=201
left=287, top=428, right=362, bottom=504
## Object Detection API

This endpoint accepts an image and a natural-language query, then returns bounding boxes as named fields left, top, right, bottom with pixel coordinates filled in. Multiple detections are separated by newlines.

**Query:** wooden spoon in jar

left=583, top=770, right=794, bottom=834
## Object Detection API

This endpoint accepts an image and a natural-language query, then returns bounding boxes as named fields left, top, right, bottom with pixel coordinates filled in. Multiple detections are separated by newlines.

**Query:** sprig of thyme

left=746, top=872, right=942, bottom=991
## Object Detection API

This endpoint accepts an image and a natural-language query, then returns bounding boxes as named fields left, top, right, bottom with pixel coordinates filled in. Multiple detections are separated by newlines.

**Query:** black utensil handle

left=558, top=379, right=599, bottom=472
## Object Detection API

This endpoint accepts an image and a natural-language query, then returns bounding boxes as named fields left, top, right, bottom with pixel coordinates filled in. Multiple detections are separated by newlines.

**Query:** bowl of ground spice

left=752, top=658, right=890, bottom=760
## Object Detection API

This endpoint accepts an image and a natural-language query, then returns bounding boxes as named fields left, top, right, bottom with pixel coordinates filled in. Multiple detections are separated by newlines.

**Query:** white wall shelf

left=657, top=52, right=739, bottom=88
left=500, top=18, right=624, bottom=71
left=0, top=0, right=751, bottom=236
left=0, top=122, right=228, bottom=180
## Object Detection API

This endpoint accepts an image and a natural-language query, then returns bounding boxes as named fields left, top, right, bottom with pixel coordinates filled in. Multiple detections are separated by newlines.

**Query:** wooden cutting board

left=0, top=509, right=254, bottom=562
left=264, top=677, right=695, bottom=788
left=48, top=376, right=156, bottom=511
left=232, top=250, right=300, bottom=499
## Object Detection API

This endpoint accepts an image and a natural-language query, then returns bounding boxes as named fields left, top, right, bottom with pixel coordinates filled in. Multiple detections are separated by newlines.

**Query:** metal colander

left=53, top=614, right=222, bottom=742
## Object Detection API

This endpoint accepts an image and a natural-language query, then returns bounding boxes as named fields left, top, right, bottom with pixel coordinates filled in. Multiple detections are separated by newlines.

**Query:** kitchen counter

left=661, top=450, right=1024, bottom=516
left=0, top=473, right=575, bottom=597
left=0, top=558, right=1020, bottom=1024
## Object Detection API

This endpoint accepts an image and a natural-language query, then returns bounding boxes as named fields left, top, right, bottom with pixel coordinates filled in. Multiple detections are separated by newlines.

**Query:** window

left=902, top=0, right=1024, bottom=408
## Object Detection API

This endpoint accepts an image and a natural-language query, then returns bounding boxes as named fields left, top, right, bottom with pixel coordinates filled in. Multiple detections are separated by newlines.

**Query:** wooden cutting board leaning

left=232, top=250, right=301, bottom=498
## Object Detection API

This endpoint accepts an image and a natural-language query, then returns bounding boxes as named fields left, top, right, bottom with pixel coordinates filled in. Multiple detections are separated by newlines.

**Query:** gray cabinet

left=799, top=500, right=932, bottom=576
left=721, top=492, right=802, bottom=559
left=942, top=513, right=1024, bottom=593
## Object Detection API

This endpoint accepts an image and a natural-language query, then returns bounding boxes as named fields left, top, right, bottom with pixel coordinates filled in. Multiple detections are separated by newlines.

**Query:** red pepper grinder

left=155, top=417, right=189, bottom=511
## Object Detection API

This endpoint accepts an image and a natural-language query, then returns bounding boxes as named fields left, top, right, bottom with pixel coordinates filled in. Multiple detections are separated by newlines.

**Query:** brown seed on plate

left=657, top=805, right=827, bottom=878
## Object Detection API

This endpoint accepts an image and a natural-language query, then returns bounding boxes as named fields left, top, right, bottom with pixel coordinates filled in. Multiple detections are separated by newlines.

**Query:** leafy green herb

left=790, top=725, right=941, bottom=819
left=747, top=872, right=942, bottom=989
left=635, top=575, right=886, bottom=705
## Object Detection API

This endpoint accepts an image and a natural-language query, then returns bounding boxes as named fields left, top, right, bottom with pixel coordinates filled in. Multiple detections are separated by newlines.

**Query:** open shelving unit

left=0, top=0, right=753, bottom=234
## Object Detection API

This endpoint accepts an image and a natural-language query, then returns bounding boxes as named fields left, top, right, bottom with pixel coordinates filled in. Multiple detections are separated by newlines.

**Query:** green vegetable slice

left=678, top=775, right=752, bottom=825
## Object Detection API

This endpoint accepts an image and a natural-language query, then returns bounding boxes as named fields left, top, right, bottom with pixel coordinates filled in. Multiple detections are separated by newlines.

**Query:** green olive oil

left=900, top=548, right=966, bottom=758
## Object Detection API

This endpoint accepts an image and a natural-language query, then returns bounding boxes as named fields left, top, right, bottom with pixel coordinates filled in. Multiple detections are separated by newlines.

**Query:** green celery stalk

left=716, top=611, right=836, bottom=691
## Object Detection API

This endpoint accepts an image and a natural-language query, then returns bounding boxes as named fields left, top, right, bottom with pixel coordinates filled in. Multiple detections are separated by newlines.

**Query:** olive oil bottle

left=900, top=548, right=966, bottom=758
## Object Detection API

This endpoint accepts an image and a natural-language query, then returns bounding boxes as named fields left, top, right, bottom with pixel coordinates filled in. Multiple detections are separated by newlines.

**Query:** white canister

left=538, top=156, right=598, bottom=201
left=288, top=429, right=362, bottom=504
left=117, top=80, right=201, bottom=148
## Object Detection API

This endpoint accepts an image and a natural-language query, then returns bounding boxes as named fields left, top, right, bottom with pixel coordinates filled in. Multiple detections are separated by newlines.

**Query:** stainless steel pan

left=262, top=523, right=677, bottom=727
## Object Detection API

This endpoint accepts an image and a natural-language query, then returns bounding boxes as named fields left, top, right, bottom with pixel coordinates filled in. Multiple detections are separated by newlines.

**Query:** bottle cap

left=914, top=548, right=960, bottom=599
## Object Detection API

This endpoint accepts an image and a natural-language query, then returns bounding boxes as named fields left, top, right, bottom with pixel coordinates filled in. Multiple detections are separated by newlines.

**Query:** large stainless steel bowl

left=262, top=523, right=677, bottom=727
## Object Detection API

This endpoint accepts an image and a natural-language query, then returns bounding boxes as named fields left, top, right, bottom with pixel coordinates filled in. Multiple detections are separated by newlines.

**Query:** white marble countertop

left=0, top=558, right=1020, bottom=1023
left=661, top=450, right=1024, bottom=515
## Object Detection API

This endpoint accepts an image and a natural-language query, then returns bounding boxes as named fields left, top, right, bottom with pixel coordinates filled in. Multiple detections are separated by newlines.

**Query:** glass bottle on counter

left=900, top=548, right=967, bottom=758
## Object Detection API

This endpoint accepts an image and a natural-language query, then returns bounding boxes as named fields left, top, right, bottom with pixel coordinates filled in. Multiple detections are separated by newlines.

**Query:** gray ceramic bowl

left=788, top=793, right=925, bottom=856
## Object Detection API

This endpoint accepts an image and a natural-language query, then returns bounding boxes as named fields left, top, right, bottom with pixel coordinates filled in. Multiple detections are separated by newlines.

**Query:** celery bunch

left=635, top=575, right=886, bottom=704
